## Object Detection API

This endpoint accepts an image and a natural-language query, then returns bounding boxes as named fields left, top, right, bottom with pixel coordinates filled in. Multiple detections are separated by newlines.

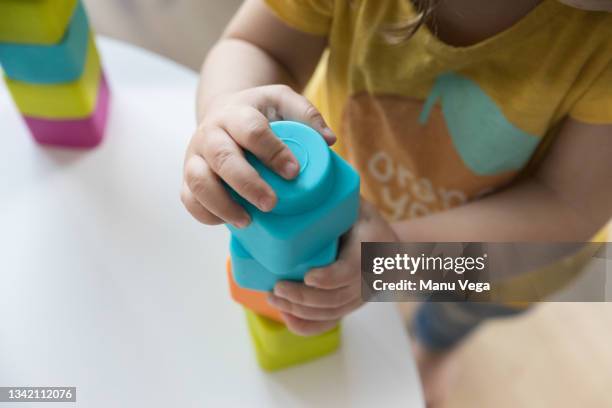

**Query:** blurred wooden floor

left=398, top=302, right=612, bottom=408
left=83, top=1, right=612, bottom=406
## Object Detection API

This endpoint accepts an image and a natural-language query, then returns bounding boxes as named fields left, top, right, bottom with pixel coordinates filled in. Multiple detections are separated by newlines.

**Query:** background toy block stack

left=0, top=0, right=110, bottom=148
left=225, top=121, right=360, bottom=371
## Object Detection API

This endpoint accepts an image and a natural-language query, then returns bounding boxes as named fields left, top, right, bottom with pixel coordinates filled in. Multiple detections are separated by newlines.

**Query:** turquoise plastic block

left=0, top=1, right=88, bottom=84
left=227, top=121, right=360, bottom=276
left=230, top=236, right=338, bottom=292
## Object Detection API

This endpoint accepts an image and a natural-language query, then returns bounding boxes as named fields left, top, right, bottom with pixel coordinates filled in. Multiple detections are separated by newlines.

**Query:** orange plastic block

left=226, top=258, right=283, bottom=323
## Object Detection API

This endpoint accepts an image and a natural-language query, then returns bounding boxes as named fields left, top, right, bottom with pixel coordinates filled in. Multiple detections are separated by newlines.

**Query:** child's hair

left=381, top=0, right=437, bottom=44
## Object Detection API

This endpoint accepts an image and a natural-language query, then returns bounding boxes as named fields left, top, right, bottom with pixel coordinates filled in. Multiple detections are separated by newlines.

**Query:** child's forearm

left=393, top=120, right=612, bottom=243
left=195, top=0, right=326, bottom=122
left=392, top=178, right=601, bottom=243
left=196, top=38, right=296, bottom=121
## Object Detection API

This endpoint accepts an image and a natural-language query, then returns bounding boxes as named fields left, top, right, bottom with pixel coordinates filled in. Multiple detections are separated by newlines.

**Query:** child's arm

left=197, top=0, right=326, bottom=110
left=392, top=118, right=612, bottom=243
left=270, top=118, right=611, bottom=336
left=182, top=0, right=330, bottom=229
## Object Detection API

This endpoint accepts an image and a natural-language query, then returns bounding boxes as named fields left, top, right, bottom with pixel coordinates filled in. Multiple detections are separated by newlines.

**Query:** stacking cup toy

left=227, top=121, right=360, bottom=284
left=0, top=1, right=90, bottom=84
left=0, top=0, right=78, bottom=45
left=245, top=310, right=341, bottom=371
left=3, top=35, right=102, bottom=119
left=230, top=236, right=338, bottom=291
left=0, top=0, right=110, bottom=149
left=225, top=121, right=359, bottom=371
left=226, top=258, right=283, bottom=323
left=22, top=74, right=110, bottom=147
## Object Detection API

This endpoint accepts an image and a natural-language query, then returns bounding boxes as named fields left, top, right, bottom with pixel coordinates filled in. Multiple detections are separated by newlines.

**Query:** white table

left=0, top=37, right=424, bottom=408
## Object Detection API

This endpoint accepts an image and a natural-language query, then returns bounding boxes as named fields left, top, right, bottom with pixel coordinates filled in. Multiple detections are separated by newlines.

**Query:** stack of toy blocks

left=0, top=0, right=109, bottom=148
left=226, top=121, right=360, bottom=371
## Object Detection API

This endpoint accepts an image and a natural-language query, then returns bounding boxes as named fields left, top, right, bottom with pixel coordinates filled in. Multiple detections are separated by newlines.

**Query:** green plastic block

left=245, top=309, right=341, bottom=371
left=0, top=0, right=77, bottom=45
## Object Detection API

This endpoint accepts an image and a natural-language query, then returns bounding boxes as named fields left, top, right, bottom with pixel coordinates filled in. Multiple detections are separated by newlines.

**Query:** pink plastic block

left=23, top=74, right=110, bottom=148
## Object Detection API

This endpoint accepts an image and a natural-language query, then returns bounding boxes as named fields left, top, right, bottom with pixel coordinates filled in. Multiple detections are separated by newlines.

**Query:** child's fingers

left=280, top=312, right=339, bottom=337
left=269, top=294, right=361, bottom=321
left=304, top=260, right=357, bottom=289
left=223, top=107, right=300, bottom=180
left=198, top=125, right=277, bottom=213
left=259, top=85, right=336, bottom=145
left=273, top=280, right=356, bottom=308
left=180, top=183, right=224, bottom=225
left=184, top=154, right=251, bottom=228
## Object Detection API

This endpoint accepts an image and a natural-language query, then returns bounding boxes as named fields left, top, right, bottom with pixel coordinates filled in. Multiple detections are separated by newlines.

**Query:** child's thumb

left=270, top=85, right=336, bottom=145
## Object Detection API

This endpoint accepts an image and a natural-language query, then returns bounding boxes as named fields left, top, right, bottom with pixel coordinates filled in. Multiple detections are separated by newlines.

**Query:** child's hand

left=268, top=200, right=398, bottom=336
left=181, top=85, right=336, bottom=228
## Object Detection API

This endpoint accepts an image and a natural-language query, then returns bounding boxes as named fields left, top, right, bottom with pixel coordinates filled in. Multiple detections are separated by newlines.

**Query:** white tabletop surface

left=0, top=37, right=424, bottom=408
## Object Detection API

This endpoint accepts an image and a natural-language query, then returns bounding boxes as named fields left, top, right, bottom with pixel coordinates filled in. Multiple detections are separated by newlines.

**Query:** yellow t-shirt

left=265, top=0, right=612, bottom=222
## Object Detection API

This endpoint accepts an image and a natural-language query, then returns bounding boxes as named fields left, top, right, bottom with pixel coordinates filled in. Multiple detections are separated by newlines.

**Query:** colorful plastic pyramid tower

left=225, top=121, right=360, bottom=371
left=0, top=0, right=110, bottom=148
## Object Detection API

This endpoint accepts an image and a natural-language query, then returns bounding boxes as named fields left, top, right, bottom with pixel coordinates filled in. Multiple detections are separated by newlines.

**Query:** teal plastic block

left=0, top=1, right=88, bottom=83
left=230, top=236, right=338, bottom=291
left=227, top=121, right=360, bottom=276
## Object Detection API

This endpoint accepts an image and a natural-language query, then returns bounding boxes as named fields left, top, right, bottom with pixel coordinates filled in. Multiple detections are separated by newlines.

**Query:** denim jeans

left=411, top=301, right=529, bottom=350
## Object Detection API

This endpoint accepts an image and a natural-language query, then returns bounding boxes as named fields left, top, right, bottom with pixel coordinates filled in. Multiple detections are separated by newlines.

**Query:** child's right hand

left=181, top=85, right=336, bottom=228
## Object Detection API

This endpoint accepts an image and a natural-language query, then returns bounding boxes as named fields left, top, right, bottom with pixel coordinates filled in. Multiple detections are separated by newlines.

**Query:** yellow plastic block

left=4, top=34, right=101, bottom=119
left=0, top=0, right=78, bottom=45
left=245, top=309, right=340, bottom=371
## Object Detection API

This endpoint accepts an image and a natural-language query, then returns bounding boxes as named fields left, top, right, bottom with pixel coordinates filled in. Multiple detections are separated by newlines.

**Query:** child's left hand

left=268, top=200, right=398, bottom=336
